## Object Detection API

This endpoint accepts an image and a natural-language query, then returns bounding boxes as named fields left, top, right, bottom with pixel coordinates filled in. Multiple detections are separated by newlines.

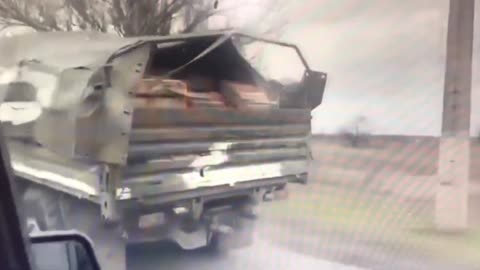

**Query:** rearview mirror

left=30, top=231, right=101, bottom=270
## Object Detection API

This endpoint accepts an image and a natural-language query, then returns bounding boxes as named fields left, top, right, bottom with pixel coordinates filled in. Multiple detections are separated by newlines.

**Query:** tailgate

left=119, top=108, right=311, bottom=203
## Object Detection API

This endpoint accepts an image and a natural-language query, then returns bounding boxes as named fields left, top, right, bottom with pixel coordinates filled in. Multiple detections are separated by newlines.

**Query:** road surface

left=127, top=216, right=477, bottom=270
left=128, top=237, right=364, bottom=270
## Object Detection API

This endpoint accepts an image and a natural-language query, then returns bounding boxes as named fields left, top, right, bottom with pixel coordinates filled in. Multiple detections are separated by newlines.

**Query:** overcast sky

left=266, top=0, right=479, bottom=136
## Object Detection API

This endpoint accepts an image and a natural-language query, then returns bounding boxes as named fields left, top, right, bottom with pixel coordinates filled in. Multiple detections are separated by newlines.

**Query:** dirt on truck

left=0, top=31, right=327, bottom=270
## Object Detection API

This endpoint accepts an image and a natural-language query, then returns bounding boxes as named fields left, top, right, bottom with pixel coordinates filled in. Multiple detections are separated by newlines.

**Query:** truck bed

left=1, top=31, right=324, bottom=216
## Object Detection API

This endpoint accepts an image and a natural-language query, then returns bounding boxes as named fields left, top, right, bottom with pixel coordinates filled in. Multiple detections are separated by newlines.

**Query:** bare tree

left=0, top=0, right=285, bottom=37
left=339, top=115, right=371, bottom=148
left=0, top=0, right=225, bottom=36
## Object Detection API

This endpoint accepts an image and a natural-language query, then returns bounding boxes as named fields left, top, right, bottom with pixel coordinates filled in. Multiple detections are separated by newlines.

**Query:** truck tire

left=22, top=185, right=65, bottom=233
left=204, top=208, right=256, bottom=255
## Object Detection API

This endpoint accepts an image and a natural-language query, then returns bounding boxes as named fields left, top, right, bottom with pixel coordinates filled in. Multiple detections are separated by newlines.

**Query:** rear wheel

left=204, top=207, right=256, bottom=254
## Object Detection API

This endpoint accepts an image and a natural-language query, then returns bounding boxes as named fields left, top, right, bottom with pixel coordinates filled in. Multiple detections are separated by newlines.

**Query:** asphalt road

left=127, top=236, right=364, bottom=270
left=127, top=216, right=478, bottom=270
left=125, top=182, right=479, bottom=270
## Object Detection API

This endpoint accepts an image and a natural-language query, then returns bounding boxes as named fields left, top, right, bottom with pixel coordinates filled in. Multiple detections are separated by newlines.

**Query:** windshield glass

left=1, top=1, right=480, bottom=270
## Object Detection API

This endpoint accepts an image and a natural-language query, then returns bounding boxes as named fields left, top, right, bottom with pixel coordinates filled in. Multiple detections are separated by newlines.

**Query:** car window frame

left=0, top=124, right=34, bottom=270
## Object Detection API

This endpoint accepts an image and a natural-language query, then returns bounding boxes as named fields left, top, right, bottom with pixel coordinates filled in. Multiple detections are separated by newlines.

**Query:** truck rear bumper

left=118, top=173, right=302, bottom=209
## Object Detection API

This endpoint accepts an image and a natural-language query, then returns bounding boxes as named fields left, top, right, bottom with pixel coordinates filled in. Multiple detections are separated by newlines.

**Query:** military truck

left=0, top=31, right=327, bottom=269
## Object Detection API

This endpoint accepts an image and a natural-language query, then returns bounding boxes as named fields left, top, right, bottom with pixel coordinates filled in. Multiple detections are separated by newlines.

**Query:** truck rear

left=0, top=31, right=326, bottom=269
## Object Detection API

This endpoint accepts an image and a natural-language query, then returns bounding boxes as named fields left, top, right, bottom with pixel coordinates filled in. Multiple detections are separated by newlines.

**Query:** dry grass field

left=260, top=135, right=480, bottom=270
left=309, top=135, right=480, bottom=199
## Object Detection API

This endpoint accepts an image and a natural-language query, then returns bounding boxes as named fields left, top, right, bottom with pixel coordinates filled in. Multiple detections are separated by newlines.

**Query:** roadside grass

left=263, top=184, right=480, bottom=266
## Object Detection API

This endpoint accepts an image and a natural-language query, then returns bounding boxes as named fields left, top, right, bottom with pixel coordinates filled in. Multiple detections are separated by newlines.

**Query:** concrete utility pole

left=436, top=0, right=475, bottom=231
